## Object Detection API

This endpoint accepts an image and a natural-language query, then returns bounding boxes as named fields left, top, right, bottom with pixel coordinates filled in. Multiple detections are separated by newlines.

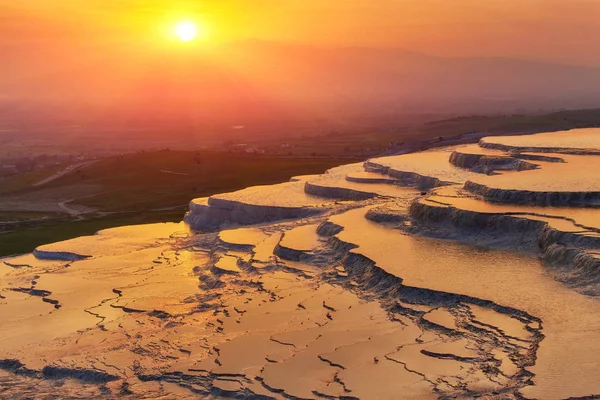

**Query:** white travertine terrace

left=304, top=163, right=418, bottom=200
left=450, top=144, right=507, bottom=156
left=279, top=224, right=321, bottom=252
left=218, top=227, right=270, bottom=247
left=428, top=187, right=600, bottom=231
left=34, top=223, right=190, bottom=261
left=479, top=128, right=600, bottom=154
left=185, top=181, right=330, bottom=229
left=468, top=154, right=600, bottom=193
left=345, top=171, right=401, bottom=184
left=3, top=128, right=600, bottom=398
left=449, top=144, right=542, bottom=172
left=366, top=149, right=482, bottom=188
left=210, top=181, right=325, bottom=208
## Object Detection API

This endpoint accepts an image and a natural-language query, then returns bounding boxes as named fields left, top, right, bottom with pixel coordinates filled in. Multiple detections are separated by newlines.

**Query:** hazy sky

left=2, top=0, right=600, bottom=118
left=2, top=0, right=600, bottom=66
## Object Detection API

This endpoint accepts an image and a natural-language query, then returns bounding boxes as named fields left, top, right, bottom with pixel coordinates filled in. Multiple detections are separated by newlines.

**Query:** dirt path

left=58, top=200, right=78, bottom=216
left=33, top=161, right=98, bottom=187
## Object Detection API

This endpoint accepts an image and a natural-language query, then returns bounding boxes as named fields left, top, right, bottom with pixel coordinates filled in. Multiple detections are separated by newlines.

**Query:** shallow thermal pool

left=330, top=207, right=600, bottom=399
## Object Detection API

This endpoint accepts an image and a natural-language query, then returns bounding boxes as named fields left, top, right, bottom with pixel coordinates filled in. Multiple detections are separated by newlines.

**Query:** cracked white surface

left=2, top=130, right=600, bottom=399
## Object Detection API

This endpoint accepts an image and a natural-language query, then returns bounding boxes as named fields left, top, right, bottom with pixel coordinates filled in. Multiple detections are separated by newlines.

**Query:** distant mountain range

left=2, top=40, right=600, bottom=122
left=214, top=41, right=600, bottom=109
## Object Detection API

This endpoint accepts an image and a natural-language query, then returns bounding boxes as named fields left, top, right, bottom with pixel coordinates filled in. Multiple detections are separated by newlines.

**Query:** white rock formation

left=2, top=128, right=600, bottom=399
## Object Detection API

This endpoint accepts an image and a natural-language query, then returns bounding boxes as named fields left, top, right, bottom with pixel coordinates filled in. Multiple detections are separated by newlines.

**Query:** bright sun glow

left=174, top=21, right=198, bottom=42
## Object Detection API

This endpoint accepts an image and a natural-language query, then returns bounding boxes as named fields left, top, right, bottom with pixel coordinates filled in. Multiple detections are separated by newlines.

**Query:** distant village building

left=245, top=147, right=265, bottom=154
left=1, top=164, right=17, bottom=174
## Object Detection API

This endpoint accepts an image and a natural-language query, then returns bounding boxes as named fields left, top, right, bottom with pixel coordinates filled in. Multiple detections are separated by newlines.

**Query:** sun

left=174, top=21, right=198, bottom=42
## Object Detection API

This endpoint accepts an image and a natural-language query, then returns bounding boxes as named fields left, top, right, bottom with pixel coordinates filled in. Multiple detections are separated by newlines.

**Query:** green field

left=0, top=151, right=359, bottom=257
left=48, top=151, right=357, bottom=211
left=249, top=108, right=600, bottom=157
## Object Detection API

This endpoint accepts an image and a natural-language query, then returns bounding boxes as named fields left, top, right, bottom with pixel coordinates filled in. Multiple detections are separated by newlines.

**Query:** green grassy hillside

left=41, top=150, right=355, bottom=211
left=0, top=151, right=358, bottom=257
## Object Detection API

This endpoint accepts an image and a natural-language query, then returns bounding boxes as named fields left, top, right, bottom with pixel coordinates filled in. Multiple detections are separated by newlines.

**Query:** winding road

left=33, top=160, right=98, bottom=187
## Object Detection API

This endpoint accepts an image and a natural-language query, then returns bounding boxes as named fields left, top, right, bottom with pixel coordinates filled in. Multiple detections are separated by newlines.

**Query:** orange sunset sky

left=2, top=0, right=600, bottom=65
left=2, top=0, right=600, bottom=117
